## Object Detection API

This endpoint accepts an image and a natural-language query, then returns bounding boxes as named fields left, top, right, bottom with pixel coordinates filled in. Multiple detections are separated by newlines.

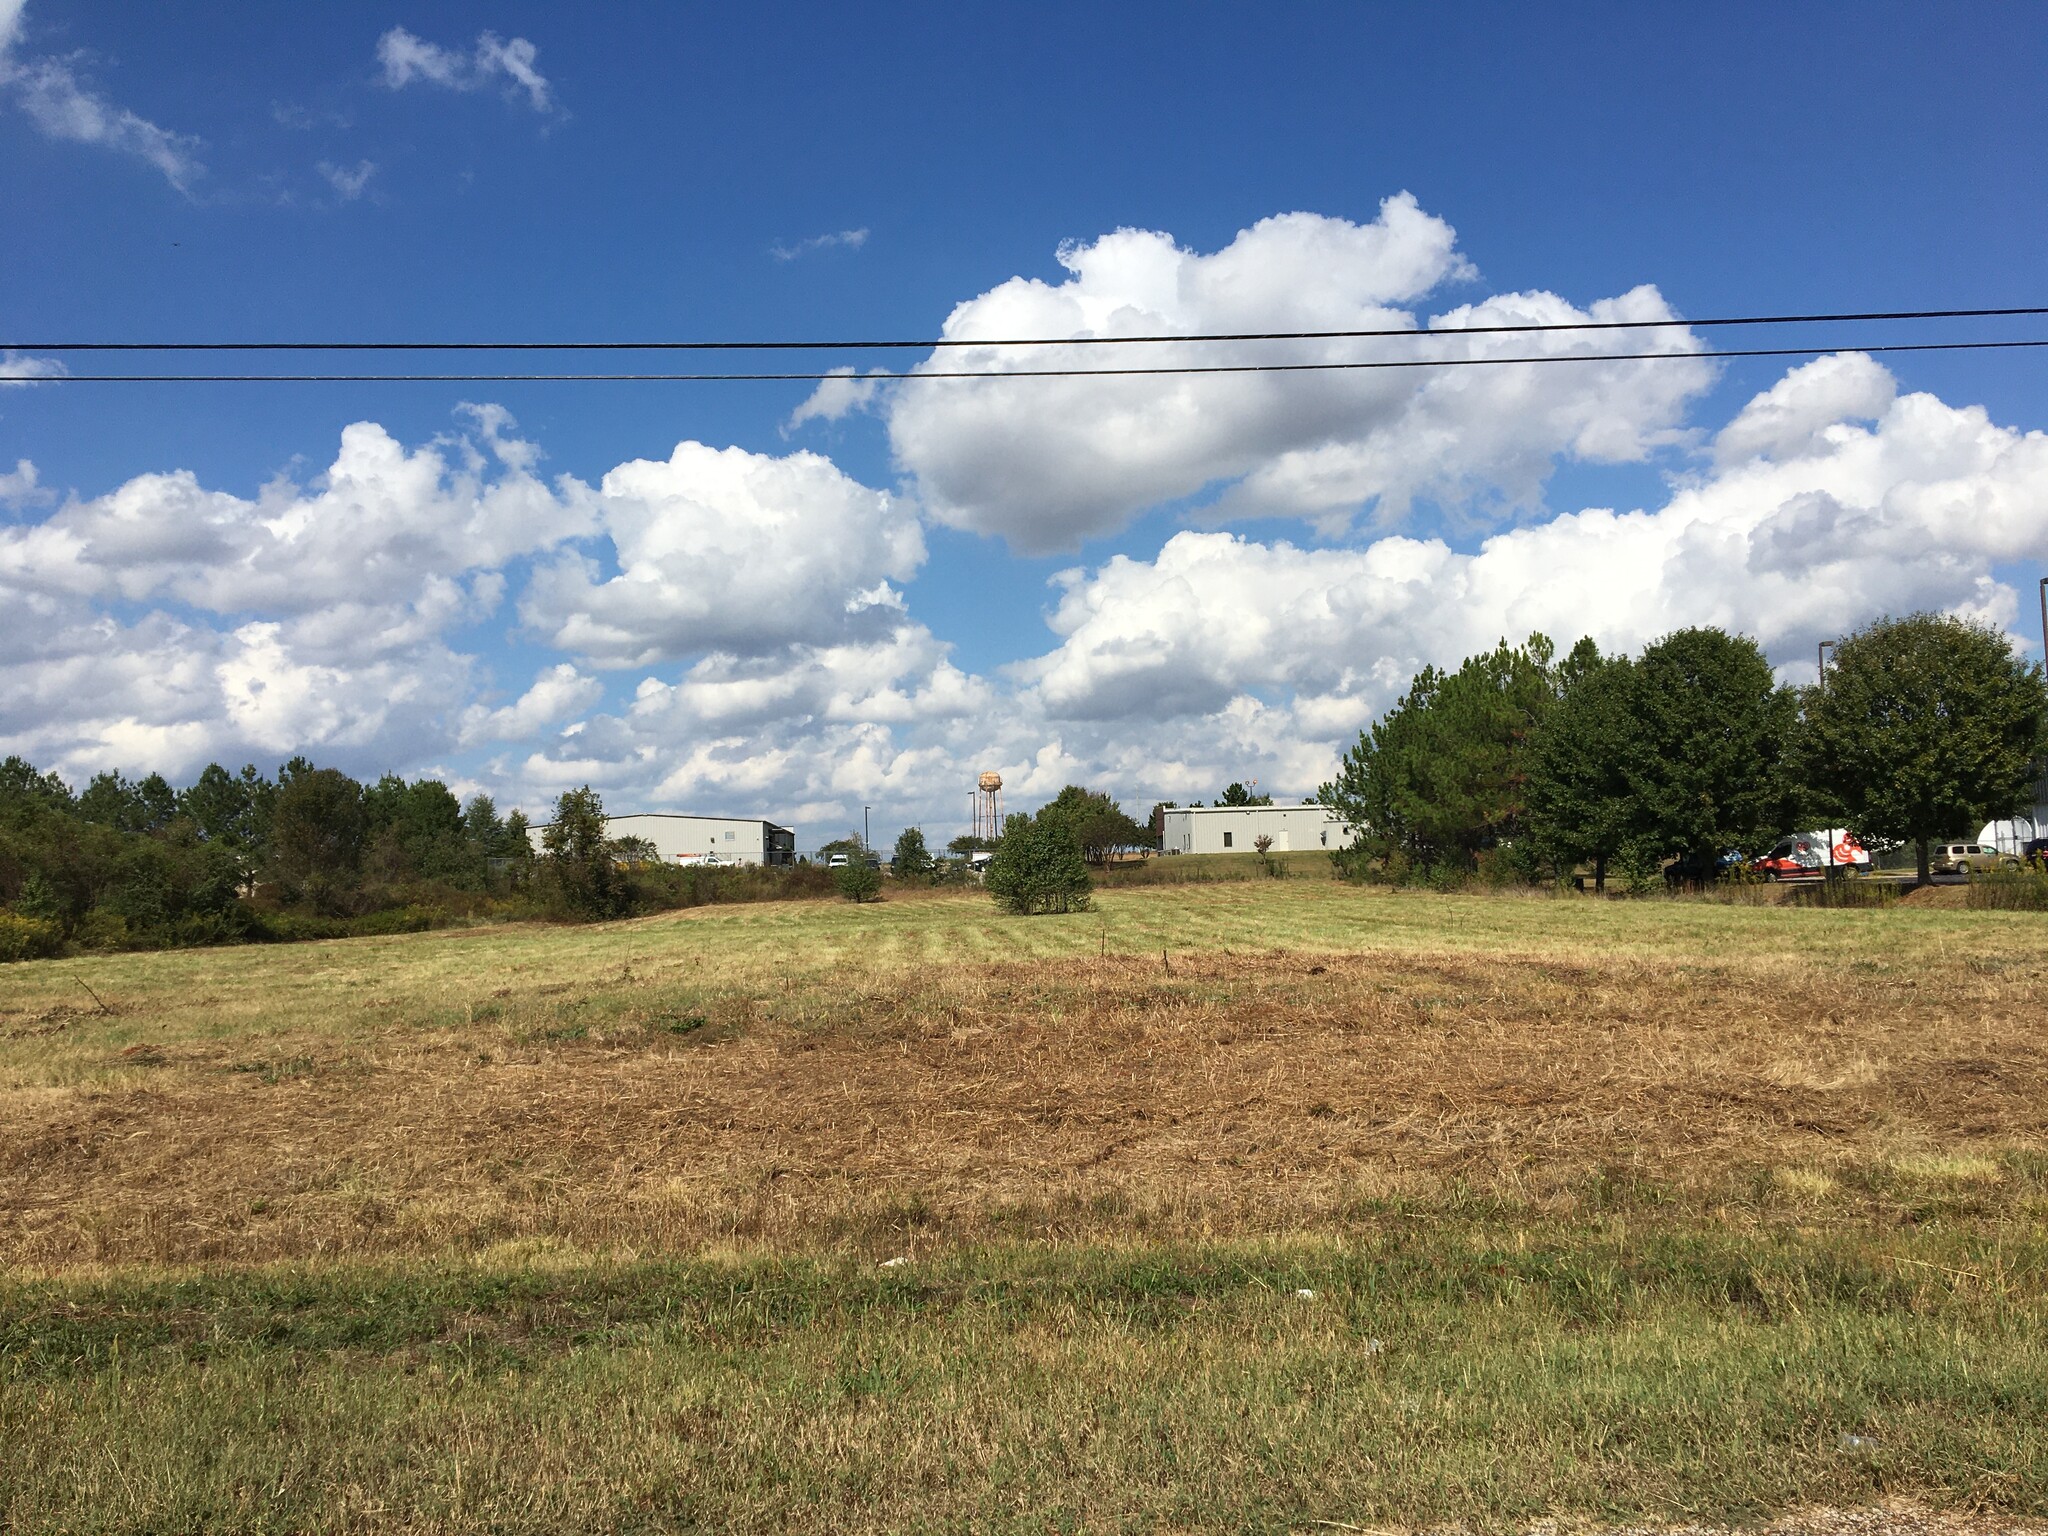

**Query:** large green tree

left=177, top=763, right=274, bottom=869
left=1526, top=641, right=1639, bottom=889
left=76, top=772, right=176, bottom=834
left=1796, top=612, right=2048, bottom=882
left=1619, top=627, right=1796, bottom=872
left=266, top=768, right=368, bottom=912
left=542, top=785, right=627, bottom=918
left=1038, top=786, right=1147, bottom=866
left=1320, top=635, right=1559, bottom=872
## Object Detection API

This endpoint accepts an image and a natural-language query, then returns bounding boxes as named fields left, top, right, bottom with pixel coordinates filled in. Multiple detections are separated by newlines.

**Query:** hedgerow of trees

left=1322, top=615, right=2048, bottom=889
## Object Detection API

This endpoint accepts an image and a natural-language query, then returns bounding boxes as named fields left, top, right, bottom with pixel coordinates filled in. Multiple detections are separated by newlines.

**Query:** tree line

left=0, top=763, right=828, bottom=961
left=1320, top=613, right=2048, bottom=888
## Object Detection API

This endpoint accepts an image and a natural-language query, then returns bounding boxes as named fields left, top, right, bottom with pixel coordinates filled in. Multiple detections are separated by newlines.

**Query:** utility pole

left=1817, top=639, right=1840, bottom=873
left=863, top=805, right=870, bottom=852
left=2037, top=580, right=2048, bottom=855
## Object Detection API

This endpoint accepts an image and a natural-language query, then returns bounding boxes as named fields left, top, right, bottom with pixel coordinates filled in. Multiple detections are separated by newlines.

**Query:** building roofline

left=1162, top=804, right=1337, bottom=815
left=531, top=812, right=792, bottom=831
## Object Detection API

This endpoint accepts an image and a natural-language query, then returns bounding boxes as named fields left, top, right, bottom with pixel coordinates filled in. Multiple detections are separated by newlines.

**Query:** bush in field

left=834, top=858, right=882, bottom=903
left=892, top=826, right=935, bottom=883
left=0, top=910, right=63, bottom=962
left=986, top=811, right=1092, bottom=915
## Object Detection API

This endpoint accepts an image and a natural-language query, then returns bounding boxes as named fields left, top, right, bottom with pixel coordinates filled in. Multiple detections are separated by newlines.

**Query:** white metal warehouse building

left=526, top=812, right=796, bottom=866
left=1158, top=804, right=1354, bottom=856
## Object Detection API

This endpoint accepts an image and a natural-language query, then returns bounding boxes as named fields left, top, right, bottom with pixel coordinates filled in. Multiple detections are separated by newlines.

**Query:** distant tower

left=973, top=770, right=1004, bottom=843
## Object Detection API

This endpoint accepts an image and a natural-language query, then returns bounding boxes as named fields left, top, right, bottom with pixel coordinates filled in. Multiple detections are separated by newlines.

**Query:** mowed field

left=3, top=881, right=2046, bottom=1532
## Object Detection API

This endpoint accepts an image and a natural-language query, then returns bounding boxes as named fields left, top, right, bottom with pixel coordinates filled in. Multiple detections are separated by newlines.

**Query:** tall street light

left=863, top=805, right=870, bottom=852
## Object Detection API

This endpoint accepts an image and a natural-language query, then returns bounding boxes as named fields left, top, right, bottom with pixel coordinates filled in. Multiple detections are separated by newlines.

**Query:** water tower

left=973, top=770, right=1004, bottom=843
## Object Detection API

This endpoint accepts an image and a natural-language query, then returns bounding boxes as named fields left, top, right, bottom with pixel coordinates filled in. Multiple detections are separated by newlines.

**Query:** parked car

left=1663, top=850, right=1743, bottom=887
left=1930, top=842, right=2019, bottom=875
left=1753, top=830, right=1870, bottom=880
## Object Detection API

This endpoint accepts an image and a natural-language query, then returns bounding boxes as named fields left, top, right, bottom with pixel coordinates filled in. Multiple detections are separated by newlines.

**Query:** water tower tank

left=978, top=771, right=1003, bottom=792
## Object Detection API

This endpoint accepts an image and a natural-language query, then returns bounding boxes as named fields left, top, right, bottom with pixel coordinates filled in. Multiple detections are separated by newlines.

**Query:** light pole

left=863, top=805, right=870, bottom=853
left=1817, top=638, right=1837, bottom=685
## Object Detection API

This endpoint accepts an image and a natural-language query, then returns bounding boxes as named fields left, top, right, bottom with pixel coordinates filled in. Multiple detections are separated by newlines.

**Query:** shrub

left=1614, top=841, right=1663, bottom=896
left=986, top=814, right=1092, bottom=916
left=74, top=909, right=134, bottom=951
left=834, top=860, right=882, bottom=904
left=1789, top=878, right=1899, bottom=909
left=0, top=910, right=63, bottom=962
left=13, top=869, right=65, bottom=924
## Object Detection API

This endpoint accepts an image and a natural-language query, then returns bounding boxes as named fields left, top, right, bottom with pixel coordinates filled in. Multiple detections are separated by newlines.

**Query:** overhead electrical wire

left=7, top=304, right=2047, bottom=355
left=22, top=337, right=2048, bottom=382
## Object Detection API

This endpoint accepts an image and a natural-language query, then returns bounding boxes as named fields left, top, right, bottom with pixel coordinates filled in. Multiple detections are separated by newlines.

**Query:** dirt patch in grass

left=6, top=944, right=2044, bottom=1270
left=1899, top=884, right=1972, bottom=908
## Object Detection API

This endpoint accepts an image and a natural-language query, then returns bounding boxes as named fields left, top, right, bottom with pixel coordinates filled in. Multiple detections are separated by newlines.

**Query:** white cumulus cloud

left=519, top=442, right=926, bottom=668
left=3, top=410, right=594, bottom=616
left=1020, top=355, right=2048, bottom=736
left=459, top=662, right=603, bottom=745
left=853, top=195, right=1713, bottom=552
left=0, top=409, right=595, bottom=781
left=0, top=458, right=53, bottom=507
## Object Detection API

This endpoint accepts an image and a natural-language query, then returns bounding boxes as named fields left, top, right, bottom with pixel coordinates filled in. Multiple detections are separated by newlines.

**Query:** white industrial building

left=526, top=812, right=796, bottom=866
left=1158, top=804, right=1355, bottom=855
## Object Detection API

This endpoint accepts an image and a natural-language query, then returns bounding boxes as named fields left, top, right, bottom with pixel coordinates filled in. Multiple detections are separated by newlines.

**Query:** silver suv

left=1930, top=842, right=2016, bottom=875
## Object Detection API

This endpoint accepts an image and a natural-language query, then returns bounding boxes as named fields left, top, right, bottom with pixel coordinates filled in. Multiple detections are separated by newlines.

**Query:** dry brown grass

left=7, top=930, right=2044, bottom=1272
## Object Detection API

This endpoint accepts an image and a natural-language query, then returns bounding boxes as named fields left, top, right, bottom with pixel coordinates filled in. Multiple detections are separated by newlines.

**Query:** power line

left=23, top=336, right=2048, bottom=382
left=8, top=304, right=2047, bottom=354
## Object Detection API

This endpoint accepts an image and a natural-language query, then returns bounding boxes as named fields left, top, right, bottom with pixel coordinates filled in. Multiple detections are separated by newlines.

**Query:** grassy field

left=3, top=881, right=2046, bottom=1531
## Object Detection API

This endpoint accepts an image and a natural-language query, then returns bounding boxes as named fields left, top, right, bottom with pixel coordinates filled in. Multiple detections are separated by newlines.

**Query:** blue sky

left=3, top=2, right=2045, bottom=845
